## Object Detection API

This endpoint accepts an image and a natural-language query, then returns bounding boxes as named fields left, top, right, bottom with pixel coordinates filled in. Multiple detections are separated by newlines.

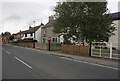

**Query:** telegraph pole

left=33, top=20, right=35, bottom=48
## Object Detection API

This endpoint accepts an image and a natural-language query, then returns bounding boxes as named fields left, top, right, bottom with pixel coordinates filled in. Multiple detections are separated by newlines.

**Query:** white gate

left=91, top=42, right=113, bottom=59
left=91, top=42, right=119, bottom=59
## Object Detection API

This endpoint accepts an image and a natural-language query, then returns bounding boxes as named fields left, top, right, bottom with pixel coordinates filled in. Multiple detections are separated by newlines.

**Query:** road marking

left=60, top=56, right=119, bottom=70
left=5, top=51, right=11, bottom=55
left=14, top=57, right=32, bottom=69
left=77, top=60, right=119, bottom=70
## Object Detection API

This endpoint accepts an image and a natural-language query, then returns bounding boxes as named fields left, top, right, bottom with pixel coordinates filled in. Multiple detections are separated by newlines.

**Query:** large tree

left=53, top=2, right=116, bottom=44
left=1, top=31, right=11, bottom=36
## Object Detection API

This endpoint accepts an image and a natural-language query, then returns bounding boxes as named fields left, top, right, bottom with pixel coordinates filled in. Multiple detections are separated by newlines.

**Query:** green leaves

left=53, top=2, right=116, bottom=44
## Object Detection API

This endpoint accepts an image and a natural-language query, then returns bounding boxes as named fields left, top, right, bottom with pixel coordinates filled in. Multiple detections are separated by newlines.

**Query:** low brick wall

left=61, top=44, right=89, bottom=56
left=11, top=42, right=34, bottom=48
left=35, top=43, right=47, bottom=50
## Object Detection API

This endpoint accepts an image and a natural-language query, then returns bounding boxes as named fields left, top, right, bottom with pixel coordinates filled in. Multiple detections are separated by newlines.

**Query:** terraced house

left=13, top=23, right=44, bottom=43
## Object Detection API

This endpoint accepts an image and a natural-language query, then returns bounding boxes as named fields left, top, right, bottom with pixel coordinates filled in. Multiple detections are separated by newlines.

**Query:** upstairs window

left=44, top=29, right=47, bottom=35
left=30, top=33, right=33, bottom=36
left=25, top=34, right=27, bottom=37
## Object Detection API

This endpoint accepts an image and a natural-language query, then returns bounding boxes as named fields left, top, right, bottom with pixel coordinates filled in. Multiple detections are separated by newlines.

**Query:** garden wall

left=61, top=44, right=89, bottom=56
left=11, top=42, right=34, bottom=48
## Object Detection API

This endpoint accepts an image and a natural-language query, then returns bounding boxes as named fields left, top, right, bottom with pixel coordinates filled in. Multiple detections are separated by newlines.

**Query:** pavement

left=49, top=51, right=119, bottom=69
left=2, top=44, right=119, bottom=79
left=36, top=46, right=119, bottom=69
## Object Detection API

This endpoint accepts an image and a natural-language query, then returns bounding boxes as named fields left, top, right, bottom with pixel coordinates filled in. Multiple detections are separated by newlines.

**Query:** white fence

left=91, top=42, right=119, bottom=59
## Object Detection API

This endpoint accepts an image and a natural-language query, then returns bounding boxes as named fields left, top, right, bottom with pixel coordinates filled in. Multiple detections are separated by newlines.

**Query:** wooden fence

left=61, top=44, right=89, bottom=56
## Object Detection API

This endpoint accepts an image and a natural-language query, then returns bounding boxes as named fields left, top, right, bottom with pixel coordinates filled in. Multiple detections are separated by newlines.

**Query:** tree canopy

left=53, top=2, right=116, bottom=44
left=1, top=31, right=11, bottom=36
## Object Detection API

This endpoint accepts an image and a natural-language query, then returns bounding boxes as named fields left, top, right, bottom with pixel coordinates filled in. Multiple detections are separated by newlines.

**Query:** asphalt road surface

left=2, top=44, right=119, bottom=79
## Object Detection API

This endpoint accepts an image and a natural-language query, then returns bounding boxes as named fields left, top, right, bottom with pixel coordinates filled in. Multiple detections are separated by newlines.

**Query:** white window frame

left=42, top=37, right=47, bottom=43
left=51, top=37, right=58, bottom=43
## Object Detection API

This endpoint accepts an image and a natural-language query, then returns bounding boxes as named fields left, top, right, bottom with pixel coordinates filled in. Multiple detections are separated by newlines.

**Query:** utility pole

left=33, top=20, right=35, bottom=48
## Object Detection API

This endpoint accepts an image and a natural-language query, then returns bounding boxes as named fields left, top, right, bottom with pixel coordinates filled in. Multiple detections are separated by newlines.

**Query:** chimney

left=41, top=22, right=44, bottom=26
left=49, top=15, right=54, bottom=22
left=29, top=26, right=32, bottom=29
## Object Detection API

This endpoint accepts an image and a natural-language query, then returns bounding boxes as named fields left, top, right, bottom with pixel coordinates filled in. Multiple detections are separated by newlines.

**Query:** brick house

left=2, top=35, right=11, bottom=42
left=41, top=15, right=63, bottom=44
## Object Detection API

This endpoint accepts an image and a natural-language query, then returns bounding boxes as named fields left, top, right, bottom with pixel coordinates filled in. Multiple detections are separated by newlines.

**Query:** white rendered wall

left=35, top=26, right=42, bottom=43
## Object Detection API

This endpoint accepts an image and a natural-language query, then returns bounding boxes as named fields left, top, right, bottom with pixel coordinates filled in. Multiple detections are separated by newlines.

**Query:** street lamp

left=33, top=20, right=35, bottom=48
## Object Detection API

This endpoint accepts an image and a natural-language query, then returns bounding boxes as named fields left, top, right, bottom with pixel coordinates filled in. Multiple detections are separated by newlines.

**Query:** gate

left=91, top=42, right=112, bottom=58
left=50, top=43, right=61, bottom=51
left=91, top=42, right=119, bottom=59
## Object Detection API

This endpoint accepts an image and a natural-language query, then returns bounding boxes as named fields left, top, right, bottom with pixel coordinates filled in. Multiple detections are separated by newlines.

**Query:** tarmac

left=8, top=44, right=120, bottom=69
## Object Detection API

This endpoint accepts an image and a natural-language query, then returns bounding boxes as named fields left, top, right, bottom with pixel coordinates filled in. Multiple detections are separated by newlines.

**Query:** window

left=25, top=34, right=27, bottom=37
left=44, top=29, right=47, bottom=35
left=52, top=37, right=58, bottom=43
left=30, top=33, right=33, bottom=36
left=42, top=37, right=47, bottom=43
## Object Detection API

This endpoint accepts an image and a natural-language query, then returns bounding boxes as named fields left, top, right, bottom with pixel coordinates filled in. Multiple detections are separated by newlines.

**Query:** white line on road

left=60, top=56, right=119, bottom=70
left=14, top=56, right=32, bottom=69
left=5, top=51, right=11, bottom=55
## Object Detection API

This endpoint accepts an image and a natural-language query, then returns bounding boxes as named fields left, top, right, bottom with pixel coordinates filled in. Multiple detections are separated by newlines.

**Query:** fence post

left=110, top=43, right=112, bottom=58
left=100, top=46, right=102, bottom=57
left=89, top=42, right=92, bottom=57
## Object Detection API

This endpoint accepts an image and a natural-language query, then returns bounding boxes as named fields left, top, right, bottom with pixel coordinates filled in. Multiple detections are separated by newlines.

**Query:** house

left=2, top=35, right=11, bottom=42
left=13, top=23, right=44, bottom=43
left=41, top=15, right=63, bottom=44
left=108, top=12, right=120, bottom=50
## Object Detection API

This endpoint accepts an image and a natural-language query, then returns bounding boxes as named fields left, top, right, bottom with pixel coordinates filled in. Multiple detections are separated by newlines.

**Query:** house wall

left=41, top=26, right=60, bottom=44
left=35, top=26, right=42, bottom=43
left=109, top=20, right=119, bottom=49
left=118, top=20, right=120, bottom=50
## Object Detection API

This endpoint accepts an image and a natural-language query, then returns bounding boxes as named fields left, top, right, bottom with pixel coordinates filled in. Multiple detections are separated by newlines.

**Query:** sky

left=0, top=0, right=119, bottom=34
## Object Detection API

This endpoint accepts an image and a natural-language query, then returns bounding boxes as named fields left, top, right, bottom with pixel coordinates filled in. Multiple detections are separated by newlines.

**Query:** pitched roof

left=15, top=26, right=40, bottom=35
left=22, top=26, right=40, bottom=34
left=43, top=20, right=55, bottom=28
left=109, top=12, right=120, bottom=20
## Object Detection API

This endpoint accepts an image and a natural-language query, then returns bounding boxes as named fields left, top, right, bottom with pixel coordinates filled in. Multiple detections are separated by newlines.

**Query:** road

left=2, top=44, right=118, bottom=79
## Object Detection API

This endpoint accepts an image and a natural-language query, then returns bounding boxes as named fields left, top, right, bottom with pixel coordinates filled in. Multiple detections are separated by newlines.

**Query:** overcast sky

left=0, top=0, right=119, bottom=34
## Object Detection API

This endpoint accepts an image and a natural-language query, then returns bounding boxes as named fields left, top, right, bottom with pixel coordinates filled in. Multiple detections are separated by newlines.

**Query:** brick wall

left=12, top=42, right=34, bottom=48
left=61, top=44, right=89, bottom=56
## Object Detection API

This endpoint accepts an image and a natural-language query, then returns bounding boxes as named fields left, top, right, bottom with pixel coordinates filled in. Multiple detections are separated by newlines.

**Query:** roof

left=21, top=26, right=41, bottom=34
left=109, top=12, right=120, bottom=20
left=13, top=23, right=44, bottom=35
left=13, top=26, right=40, bottom=35
left=43, top=20, right=55, bottom=28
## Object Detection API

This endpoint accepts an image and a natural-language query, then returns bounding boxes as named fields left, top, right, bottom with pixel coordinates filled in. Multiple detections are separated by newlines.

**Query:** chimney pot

left=49, top=15, right=54, bottom=22
left=29, top=26, right=32, bottom=29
